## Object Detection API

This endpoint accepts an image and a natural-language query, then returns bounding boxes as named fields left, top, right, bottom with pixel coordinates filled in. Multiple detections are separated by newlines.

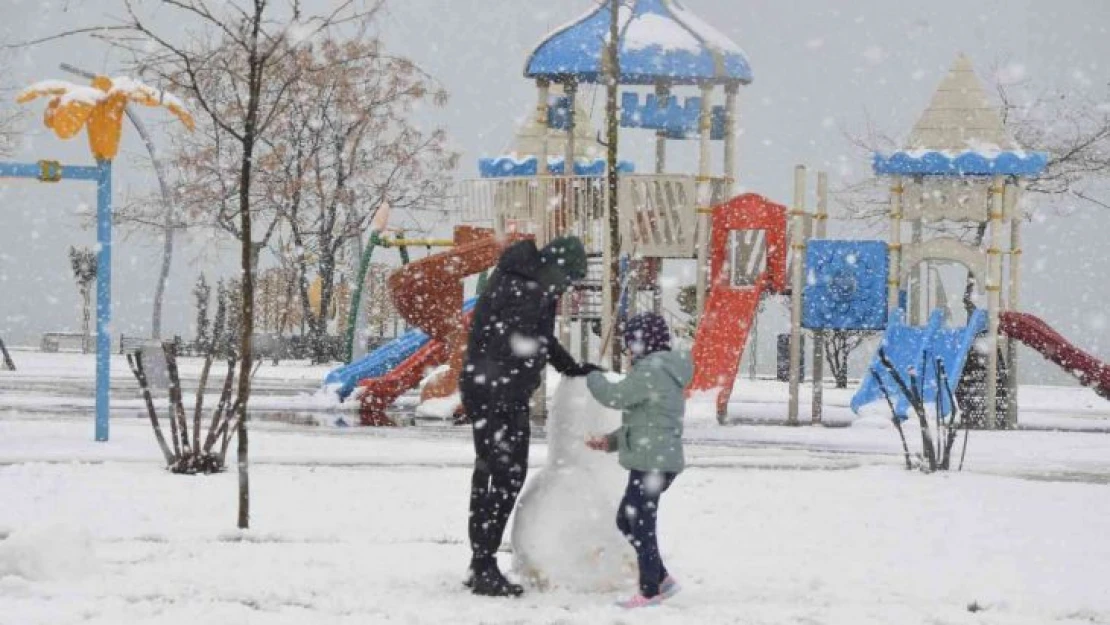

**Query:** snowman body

left=510, top=376, right=636, bottom=591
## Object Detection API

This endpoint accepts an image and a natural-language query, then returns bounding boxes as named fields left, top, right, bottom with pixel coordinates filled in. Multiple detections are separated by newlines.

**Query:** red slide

left=1000, top=311, right=1110, bottom=400
left=358, top=227, right=519, bottom=425
left=690, top=286, right=764, bottom=416
left=357, top=309, right=475, bottom=426
left=688, top=194, right=788, bottom=418
left=357, top=340, right=449, bottom=426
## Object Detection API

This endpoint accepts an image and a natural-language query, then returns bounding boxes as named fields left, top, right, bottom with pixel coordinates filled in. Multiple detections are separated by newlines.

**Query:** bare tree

left=265, top=38, right=456, bottom=363
left=0, top=47, right=23, bottom=157
left=68, top=246, right=98, bottom=353
left=102, top=0, right=380, bottom=529
left=823, top=330, right=870, bottom=388
left=363, top=263, right=399, bottom=338
left=192, top=273, right=211, bottom=353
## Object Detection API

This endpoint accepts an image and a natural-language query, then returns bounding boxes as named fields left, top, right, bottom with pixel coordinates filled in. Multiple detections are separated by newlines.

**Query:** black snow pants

left=464, top=387, right=531, bottom=572
left=617, top=469, right=677, bottom=597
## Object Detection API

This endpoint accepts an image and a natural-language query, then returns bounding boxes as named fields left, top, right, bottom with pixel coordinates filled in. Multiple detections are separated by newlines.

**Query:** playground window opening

left=728, top=229, right=767, bottom=288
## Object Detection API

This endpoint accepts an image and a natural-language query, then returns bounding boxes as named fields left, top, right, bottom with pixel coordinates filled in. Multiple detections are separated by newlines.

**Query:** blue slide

left=851, top=308, right=986, bottom=420
left=325, top=297, right=477, bottom=401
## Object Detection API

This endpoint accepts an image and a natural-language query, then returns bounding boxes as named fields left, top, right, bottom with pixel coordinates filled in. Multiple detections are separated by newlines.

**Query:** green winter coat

left=585, top=350, right=693, bottom=474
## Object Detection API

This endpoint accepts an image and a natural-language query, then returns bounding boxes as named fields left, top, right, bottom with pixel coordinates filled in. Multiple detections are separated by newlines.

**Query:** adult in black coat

left=461, top=235, right=596, bottom=597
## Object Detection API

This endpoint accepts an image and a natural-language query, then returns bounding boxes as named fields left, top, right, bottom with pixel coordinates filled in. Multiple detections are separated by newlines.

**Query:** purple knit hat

left=623, top=313, right=671, bottom=360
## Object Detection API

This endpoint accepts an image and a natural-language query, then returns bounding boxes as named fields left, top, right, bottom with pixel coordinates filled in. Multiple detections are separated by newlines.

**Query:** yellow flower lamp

left=6, top=76, right=193, bottom=444
left=17, top=75, right=195, bottom=161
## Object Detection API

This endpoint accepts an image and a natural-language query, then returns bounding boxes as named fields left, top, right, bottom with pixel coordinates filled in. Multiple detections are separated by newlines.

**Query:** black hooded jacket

left=460, top=240, right=577, bottom=405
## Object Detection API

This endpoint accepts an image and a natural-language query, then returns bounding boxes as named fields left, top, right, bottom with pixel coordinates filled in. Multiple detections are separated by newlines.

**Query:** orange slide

left=358, top=227, right=521, bottom=424
left=1001, top=311, right=1110, bottom=400
left=689, top=194, right=788, bottom=418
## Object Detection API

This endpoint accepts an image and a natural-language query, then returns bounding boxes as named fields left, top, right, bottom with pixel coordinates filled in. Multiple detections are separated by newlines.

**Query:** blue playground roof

left=525, top=0, right=752, bottom=86
left=479, top=156, right=634, bottom=178
left=872, top=150, right=1048, bottom=176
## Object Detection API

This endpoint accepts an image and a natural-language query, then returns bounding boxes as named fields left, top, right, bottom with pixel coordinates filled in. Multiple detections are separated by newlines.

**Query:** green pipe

left=344, top=230, right=381, bottom=363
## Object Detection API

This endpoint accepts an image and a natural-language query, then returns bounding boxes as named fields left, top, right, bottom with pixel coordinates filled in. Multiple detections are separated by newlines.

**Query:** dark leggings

left=616, top=469, right=677, bottom=597
left=465, top=390, right=531, bottom=572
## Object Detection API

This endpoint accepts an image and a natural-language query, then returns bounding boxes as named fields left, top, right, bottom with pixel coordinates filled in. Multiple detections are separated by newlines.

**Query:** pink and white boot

left=616, top=593, right=664, bottom=609
left=616, top=577, right=680, bottom=608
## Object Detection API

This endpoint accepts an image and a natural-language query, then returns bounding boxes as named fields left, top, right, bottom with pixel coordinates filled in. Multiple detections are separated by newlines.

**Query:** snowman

left=510, top=376, right=636, bottom=591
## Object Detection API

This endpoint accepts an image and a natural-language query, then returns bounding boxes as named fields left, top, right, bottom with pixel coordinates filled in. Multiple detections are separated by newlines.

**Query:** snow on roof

left=624, top=13, right=701, bottom=53
left=525, top=0, right=752, bottom=86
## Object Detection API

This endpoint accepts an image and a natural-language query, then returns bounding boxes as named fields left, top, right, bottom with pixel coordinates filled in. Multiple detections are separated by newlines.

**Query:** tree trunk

left=606, top=0, right=622, bottom=372
left=81, top=287, right=91, bottom=354
left=0, top=337, right=15, bottom=371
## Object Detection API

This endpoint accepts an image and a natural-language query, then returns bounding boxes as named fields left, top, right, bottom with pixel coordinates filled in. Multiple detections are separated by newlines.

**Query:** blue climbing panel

left=803, top=240, right=888, bottom=331
left=851, top=308, right=987, bottom=420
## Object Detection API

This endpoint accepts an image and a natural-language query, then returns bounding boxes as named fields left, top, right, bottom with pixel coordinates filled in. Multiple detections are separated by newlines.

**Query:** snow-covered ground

left=2, top=351, right=1110, bottom=624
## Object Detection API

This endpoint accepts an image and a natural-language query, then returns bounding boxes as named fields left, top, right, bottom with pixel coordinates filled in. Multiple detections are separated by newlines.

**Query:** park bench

left=40, top=332, right=93, bottom=353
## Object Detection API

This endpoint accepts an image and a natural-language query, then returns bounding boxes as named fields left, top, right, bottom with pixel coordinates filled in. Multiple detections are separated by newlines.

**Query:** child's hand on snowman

left=584, top=435, right=609, bottom=451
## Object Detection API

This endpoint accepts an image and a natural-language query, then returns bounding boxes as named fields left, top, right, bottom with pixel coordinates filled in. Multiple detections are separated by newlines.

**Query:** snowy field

left=2, top=350, right=1110, bottom=624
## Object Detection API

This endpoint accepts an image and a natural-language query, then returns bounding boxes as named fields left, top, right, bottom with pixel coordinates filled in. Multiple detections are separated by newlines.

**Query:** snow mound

left=0, top=526, right=97, bottom=581
left=511, top=377, right=635, bottom=591
left=415, top=393, right=461, bottom=420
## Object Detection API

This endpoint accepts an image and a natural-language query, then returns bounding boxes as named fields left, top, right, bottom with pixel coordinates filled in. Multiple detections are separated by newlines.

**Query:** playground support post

left=563, top=79, right=578, bottom=184
left=985, top=175, right=1004, bottom=430
left=888, top=175, right=904, bottom=314
left=723, top=83, right=739, bottom=196
left=0, top=160, right=111, bottom=441
left=535, top=79, right=551, bottom=177
left=694, top=84, right=713, bottom=317
left=787, top=165, right=807, bottom=426
left=1006, top=183, right=1021, bottom=427
left=94, top=159, right=112, bottom=442
left=810, top=171, right=828, bottom=425
left=909, top=218, right=923, bottom=325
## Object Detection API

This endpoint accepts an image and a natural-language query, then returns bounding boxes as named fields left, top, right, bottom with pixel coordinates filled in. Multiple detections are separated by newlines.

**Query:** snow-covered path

left=2, top=350, right=1110, bottom=623
left=3, top=411, right=1110, bottom=625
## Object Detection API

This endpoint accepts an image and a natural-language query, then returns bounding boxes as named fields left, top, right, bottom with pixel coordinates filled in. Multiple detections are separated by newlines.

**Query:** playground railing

left=453, top=173, right=715, bottom=258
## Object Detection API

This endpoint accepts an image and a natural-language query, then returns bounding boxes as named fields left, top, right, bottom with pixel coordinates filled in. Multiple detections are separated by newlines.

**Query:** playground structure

left=326, top=6, right=1108, bottom=427
left=330, top=0, right=767, bottom=421
left=1, top=75, right=193, bottom=441
left=787, top=54, right=1109, bottom=428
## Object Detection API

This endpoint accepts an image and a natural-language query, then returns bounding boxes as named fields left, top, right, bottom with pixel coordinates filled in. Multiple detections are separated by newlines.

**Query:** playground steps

left=955, top=346, right=1011, bottom=429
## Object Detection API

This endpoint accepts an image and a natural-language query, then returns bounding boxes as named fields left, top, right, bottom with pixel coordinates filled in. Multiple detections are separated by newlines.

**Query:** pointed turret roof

left=873, top=54, right=1047, bottom=176
left=904, top=53, right=1015, bottom=152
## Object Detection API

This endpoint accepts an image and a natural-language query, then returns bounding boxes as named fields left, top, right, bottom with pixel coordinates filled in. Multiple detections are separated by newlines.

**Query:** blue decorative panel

left=478, top=156, right=634, bottom=178
left=620, top=92, right=727, bottom=140
left=872, top=150, right=1048, bottom=176
left=803, top=240, right=889, bottom=330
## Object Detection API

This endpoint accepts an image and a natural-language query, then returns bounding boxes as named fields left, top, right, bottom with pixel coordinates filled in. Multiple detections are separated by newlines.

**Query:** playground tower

left=458, top=0, right=753, bottom=369
left=871, top=54, right=1047, bottom=428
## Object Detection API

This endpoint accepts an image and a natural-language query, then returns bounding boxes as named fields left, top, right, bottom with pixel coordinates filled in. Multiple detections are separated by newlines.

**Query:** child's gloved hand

left=584, top=435, right=609, bottom=451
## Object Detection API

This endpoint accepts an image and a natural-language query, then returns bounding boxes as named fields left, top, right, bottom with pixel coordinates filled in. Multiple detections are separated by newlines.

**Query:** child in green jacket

left=585, top=313, right=693, bottom=608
